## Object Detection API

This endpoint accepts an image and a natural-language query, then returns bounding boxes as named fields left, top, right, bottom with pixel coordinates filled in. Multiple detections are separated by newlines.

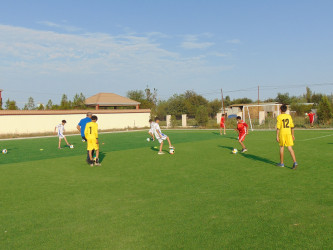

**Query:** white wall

left=0, top=111, right=150, bottom=135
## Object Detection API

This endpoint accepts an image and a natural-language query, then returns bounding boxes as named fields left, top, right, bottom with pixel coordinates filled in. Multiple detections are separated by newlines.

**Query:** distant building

left=85, top=93, right=141, bottom=110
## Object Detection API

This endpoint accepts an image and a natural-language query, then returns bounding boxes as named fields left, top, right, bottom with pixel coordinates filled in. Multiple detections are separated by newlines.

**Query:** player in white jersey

left=154, top=117, right=174, bottom=155
left=148, top=119, right=155, bottom=141
left=54, top=120, right=71, bottom=149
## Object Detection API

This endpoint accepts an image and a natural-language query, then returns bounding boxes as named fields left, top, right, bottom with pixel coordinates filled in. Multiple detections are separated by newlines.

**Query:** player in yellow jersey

left=84, top=115, right=101, bottom=166
left=276, top=104, right=298, bottom=169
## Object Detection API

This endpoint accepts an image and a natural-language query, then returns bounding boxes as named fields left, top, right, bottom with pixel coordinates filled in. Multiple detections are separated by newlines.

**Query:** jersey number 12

left=282, top=119, right=290, bottom=128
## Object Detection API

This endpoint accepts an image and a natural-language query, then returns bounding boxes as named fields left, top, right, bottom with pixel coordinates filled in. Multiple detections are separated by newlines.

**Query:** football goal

left=242, top=103, right=281, bottom=131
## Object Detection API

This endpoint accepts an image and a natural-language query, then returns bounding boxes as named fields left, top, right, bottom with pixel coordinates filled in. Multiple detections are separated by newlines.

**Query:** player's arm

left=77, top=125, right=81, bottom=133
left=276, top=128, right=280, bottom=142
left=244, top=123, right=249, bottom=134
left=54, top=126, right=57, bottom=134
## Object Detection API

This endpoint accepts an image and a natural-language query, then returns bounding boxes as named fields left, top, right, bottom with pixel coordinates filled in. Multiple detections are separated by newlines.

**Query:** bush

left=195, top=105, right=209, bottom=127
left=170, top=115, right=177, bottom=128
left=317, top=96, right=333, bottom=124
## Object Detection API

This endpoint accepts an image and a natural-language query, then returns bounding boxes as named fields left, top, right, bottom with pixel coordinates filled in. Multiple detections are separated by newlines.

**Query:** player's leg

left=287, top=146, right=298, bottom=169
left=63, top=136, right=70, bottom=146
left=239, top=133, right=247, bottom=152
left=223, top=125, right=226, bottom=135
left=158, top=140, right=164, bottom=154
left=88, top=150, right=94, bottom=166
left=220, top=126, right=222, bottom=135
left=278, top=146, right=285, bottom=167
left=166, top=136, right=173, bottom=148
left=58, top=138, right=62, bottom=149
left=95, top=149, right=101, bottom=166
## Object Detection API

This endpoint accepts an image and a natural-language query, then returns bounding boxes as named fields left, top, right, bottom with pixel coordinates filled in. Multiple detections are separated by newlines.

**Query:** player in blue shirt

left=77, top=112, right=92, bottom=141
left=77, top=112, right=93, bottom=162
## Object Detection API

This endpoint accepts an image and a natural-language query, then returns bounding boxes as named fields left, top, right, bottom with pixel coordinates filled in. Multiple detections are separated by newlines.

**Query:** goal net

left=242, top=103, right=281, bottom=131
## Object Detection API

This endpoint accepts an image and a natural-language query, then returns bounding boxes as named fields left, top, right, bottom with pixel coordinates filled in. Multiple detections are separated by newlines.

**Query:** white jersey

left=56, top=124, right=65, bottom=137
left=150, top=122, right=155, bottom=129
left=154, top=122, right=167, bottom=143
left=154, top=123, right=163, bottom=138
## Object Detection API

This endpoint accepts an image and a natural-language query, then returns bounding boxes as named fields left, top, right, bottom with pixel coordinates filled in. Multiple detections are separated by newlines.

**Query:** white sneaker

left=169, top=146, right=175, bottom=149
left=158, top=152, right=165, bottom=155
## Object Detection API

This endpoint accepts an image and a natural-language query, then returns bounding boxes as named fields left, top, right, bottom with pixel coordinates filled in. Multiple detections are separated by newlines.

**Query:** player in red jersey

left=236, top=116, right=249, bottom=153
left=220, top=114, right=226, bottom=135
left=307, top=111, right=315, bottom=127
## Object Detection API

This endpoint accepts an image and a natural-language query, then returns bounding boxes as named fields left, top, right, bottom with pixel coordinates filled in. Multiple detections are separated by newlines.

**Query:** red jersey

left=237, top=121, right=248, bottom=134
left=308, top=113, right=315, bottom=122
left=220, top=117, right=225, bottom=124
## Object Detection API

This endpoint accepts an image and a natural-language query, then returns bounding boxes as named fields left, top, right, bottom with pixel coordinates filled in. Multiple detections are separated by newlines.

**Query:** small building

left=85, top=93, right=141, bottom=110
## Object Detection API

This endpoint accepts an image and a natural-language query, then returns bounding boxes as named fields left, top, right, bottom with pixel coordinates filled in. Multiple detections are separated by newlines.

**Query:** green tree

left=305, top=87, right=312, bottom=103
left=195, top=105, right=209, bottom=126
left=184, top=90, right=208, bottom=118
left=275, top=93, right=291, bottom=104
left=73, top=93, right=86, bottom=109
left=208, top=99, right=221, bottom=118
left=23, top=97, right=35, bottom=110
left=312, top=93, right=323, bottom=105
left=231, top=97, right=253, bottom=105
left=37, top=104, right=45, bottom=110
left=224, top=95, right=231, bottom=107
left=46, top=99, right=53, bottom=110
left=317, top=95, right=333, bottom=124
left=60, top=94, right=72, bottom=110
left=156, top=100, right=168, bottom=120
left=5, top=99, right=18, bottom=110
left=167, top=94, right=187, bottom=118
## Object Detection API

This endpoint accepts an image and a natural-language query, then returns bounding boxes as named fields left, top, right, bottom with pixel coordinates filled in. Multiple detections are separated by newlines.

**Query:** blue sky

left=1, top=0, right=333, bottom=106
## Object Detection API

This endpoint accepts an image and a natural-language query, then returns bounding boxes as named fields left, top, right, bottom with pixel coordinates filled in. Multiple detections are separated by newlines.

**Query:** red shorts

left=238, top=132, right=246, bottom=142
left=220, top=123, right=225, bottom=128
left=309, top=119, right=314, bottom=123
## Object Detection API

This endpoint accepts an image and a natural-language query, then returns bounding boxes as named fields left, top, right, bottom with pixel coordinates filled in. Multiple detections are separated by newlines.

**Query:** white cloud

left=37, top=21, right=82, bottom=32
left=181, top=41, right=214, bottom=49
left=226, top=39, right=241, bottom=44
left=0, top=24, right=232, bottom=102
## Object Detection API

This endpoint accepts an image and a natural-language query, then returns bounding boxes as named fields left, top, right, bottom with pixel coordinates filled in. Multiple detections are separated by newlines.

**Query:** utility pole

left=221, top=88, right=225, bottom=114
left=258, top=85, right=260, bottom=119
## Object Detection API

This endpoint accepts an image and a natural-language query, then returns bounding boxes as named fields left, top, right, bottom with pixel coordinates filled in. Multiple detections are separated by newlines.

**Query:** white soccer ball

left=169, top=148, right=175, bottom=155
left=232, top=148, right=238, bottom=154
left=146, top=138, right=150, bottom=142
left=2, top=149, right=8, bottom=154
left=70, top=145, right=74, bottom=149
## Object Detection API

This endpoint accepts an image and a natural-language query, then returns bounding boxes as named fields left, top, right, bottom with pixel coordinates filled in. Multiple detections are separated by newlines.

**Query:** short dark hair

left=62, top=120, right=66, bottom=123
left=155, top=117, right=160, bottom=122
left=280, top=104, right=287, bottom=112
left=222, top=113, right=225, bottom=116
left=236, top=116, right=241, bottom=120
left=149, top=119, right=153, bottom=122
left=91, top=115, right=98, bottom=121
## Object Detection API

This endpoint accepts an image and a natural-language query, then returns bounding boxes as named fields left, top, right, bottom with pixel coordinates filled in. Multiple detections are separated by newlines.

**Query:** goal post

left=242, top=103, right=281, bottom=130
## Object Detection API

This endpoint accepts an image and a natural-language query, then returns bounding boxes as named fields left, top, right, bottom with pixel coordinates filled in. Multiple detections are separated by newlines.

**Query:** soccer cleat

left=169, top=146, right=175, bottom=149
left=95, top=158, right=101, bottom=166
left=158, top=152, right=165, bottom=155
left=292, top=162, right=298, bottom=170
left=241, top=148, right=247, bottom=153
left=277, top=163, right=285, bottom=168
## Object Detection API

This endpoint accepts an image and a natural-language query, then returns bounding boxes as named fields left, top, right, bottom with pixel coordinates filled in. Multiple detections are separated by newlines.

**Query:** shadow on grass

left=219, top=145, right=291, bottom=169
left=218, top=145, right=234, bottom=151
left=99, top=152, right=106, bottom=163
left=150, top=146, right=159, bottom=152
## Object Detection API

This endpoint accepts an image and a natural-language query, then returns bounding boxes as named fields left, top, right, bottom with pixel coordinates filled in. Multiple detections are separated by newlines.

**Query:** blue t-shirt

left=78, top=117, right=92, bottom=137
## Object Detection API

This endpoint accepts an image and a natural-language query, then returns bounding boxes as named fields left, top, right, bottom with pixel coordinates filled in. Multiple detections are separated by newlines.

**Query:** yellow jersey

left=84, top=122, right=98, bottom=140
left=276, top=114, right=294, bottom=135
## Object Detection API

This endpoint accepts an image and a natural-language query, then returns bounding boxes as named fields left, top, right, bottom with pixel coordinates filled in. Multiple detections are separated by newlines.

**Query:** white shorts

left=157, top=134, right=167, bottom=143
left=58, top=133, right=65, bottom=139
left=149, top=129, right=153, bottom=134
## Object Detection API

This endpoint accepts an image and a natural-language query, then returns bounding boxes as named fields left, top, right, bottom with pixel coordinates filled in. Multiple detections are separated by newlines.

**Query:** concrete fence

left=0, top=109, right=151, bottom=135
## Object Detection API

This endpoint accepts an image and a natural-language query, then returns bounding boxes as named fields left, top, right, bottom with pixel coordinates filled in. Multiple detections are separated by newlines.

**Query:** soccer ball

left=146, top=138, right=150, bottom=142
left=169, top=148, right=175, bottom=155
left=232, top=148, right=238, bottom=154
left=70, top=145, right=74, bottom=149
left=2, top=149, right=7, bottom=154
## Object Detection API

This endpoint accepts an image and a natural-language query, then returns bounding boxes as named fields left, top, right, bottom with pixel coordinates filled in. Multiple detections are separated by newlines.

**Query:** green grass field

left=1, top=130, right=332, bottom=249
